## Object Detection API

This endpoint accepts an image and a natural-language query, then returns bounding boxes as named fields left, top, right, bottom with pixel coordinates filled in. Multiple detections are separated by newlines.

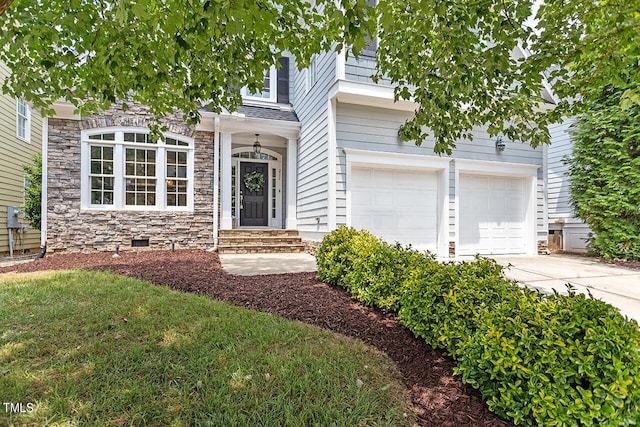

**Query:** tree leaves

left=0, top=0, right=638, bottom=153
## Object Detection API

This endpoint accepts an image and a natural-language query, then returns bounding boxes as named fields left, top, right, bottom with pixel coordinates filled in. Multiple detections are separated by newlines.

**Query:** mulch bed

left=1, top=250, right=513, bottom=427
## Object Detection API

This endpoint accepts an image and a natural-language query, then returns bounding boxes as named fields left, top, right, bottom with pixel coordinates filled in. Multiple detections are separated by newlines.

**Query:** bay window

left=81, top=129, right=194, bottom=210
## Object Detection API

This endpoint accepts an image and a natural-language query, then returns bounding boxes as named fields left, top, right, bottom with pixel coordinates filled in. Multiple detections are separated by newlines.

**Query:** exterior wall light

left=495, top=136, right=506, bottom=152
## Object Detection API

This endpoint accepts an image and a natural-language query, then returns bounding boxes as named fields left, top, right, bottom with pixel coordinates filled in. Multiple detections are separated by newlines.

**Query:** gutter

left=39, top=117, right=48, bottom=257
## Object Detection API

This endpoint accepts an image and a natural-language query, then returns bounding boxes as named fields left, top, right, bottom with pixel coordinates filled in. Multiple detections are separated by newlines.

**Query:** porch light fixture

left=495, top=136, right=506, bottom=152
left=253, top=134, right=261, bottom=155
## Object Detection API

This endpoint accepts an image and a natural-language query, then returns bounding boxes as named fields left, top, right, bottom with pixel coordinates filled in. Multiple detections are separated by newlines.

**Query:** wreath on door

left=243, top=171, right=265, bottom=193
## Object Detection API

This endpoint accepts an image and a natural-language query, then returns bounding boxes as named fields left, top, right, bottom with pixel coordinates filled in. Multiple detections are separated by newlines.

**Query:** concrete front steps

left=217, top=229, right=306, bottom=254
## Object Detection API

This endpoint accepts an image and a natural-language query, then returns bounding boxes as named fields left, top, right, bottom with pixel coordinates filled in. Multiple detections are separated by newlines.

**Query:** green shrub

left=399, top=257, right=519, bottom=356
left=316, top=226, right=363, bottom=286
left=345, top=241, right=432, bottom=311
left=456, top=288, right=640, bottom=426
left=316, top=227, right=640, bottom=426
left=317, top=227, right=434, bottom=311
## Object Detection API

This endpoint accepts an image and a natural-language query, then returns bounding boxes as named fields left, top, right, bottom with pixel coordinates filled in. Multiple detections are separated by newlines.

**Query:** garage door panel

left=459, top=174, right=527, bottom=255
left=351, top=167, right=439, bottom=251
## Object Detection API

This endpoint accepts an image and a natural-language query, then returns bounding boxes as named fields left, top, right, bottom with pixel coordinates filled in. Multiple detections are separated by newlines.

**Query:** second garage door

left=458, top=174, right=528, bottom=255
left=351, top=167, right=439, bottom=251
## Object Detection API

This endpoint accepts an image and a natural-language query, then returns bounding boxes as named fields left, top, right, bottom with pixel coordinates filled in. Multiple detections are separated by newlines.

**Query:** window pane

left=104, top=147, right=113, bottom=160
left=148, top=150, right=156, bottom=161
left=177, top=181, right=187, bottom=192
left=136, top=193, right=145, bottom=205
left=178, top=166, right=187, bottom=178
left=91, top=177, right=101, bottom=190
left=91, top=191, right=102, bottom=204
left=104, top=177, right=114, bottom=190
left=136, top=149, right=145, bottom=161
left=103, top=161, right=113, bottom=174
left=167, top=165, right=176, bottom=177
left=177, top=194, right=186, bottom=206
left=91, top=146, right=101, bottom=159
left=147, top=164, right=155, bottom=177
left=103, top=192, right=113, bottom=205
left=103, top=133, right=115, bottom=141
left=125, top=163, right=134, bottom=175
left=126, top=192, right=135, bottom=205
left=178, top=152, right=187, bottom=163
left=91, top=161, right=101, bottom=174
left=136, top=164, right=145, bottom=176
left=124, top=133, right=135, bottom=142
left=126, top=149, right=134, bottom=161
left=126, top=179, right=134, bottom=192
left=167, top=194, right=176, bottom=206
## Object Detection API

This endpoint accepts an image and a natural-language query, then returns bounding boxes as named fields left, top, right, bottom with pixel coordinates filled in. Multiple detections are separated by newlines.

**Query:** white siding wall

left=291, top=49, right=336, bottom=231
left=335, top=103, right=547, bottom=246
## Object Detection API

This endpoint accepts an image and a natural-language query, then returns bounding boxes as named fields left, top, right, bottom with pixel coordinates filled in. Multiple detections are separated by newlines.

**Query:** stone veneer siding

left=47, top=103, right=215, bottom=253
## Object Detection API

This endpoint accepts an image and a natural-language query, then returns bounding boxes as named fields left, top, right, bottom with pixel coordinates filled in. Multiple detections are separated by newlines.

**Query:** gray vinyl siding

left=291, top=49, right=336, bottom=231
left=548, top=118, right=576, bottom=220
left=344, top=55, right=392, bottom=86
left=335, top=103, right=547, bottom=244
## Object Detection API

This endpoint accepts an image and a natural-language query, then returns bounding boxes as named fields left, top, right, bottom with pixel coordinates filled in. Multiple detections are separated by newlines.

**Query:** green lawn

left=0, top=270, right=412, bottom=426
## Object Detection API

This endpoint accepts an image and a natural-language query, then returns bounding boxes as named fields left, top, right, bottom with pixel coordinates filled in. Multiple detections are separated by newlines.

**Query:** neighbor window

left=306, top=55, right=317, bottom=92
left=16, top=98, right=30, bottom=142
left=81, top=130, right=194, bottom=210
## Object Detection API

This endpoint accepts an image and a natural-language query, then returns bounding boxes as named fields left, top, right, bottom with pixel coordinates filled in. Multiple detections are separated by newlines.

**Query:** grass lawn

left=0, top=270, right=412, bottom=426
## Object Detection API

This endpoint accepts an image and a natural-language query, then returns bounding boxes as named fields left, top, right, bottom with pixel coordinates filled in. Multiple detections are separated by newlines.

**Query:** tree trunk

left=0, top=0, right=13, bottom=15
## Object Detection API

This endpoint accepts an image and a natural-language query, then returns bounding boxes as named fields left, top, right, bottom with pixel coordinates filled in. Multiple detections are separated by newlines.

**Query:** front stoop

left=218, top=230, right=305, bottom=254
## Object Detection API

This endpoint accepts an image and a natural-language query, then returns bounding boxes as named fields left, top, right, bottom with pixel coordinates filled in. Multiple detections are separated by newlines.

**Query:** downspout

left=38, top=117, right=48, bottom=258
left=211, top=116, right=221, bottom=251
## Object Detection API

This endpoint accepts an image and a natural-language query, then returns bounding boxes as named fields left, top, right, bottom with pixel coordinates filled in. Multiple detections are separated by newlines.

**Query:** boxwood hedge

left=316, top=227, right=640, bottom=426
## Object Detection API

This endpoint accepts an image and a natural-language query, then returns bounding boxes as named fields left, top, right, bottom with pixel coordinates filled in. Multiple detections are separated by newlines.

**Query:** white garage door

left=351, top=167, right=438, bottom=251
left=459, top=174, right=527, bottom=255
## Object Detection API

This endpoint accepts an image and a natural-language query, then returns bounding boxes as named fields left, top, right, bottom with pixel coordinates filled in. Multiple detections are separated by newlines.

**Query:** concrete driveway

left=494, top=254, right=640, bottom=322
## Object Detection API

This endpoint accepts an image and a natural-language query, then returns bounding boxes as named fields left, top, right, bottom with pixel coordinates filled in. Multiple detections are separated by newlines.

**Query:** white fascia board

left=329, top=80, right=418, bottom=112
left=218, top=114, right=301, bottom=139
left=455, top=158, right=539, bottom=177
left=343, top=148, right=451, bottom=171
left=50, top=100, right=81, bottom=120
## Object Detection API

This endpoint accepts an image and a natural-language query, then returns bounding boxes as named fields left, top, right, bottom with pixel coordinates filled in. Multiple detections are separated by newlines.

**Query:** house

left=41, top=49, right=549, bottom=257
left=0, top=61, right=43, bottom=257
left=546, top=118, right=591, bottom=253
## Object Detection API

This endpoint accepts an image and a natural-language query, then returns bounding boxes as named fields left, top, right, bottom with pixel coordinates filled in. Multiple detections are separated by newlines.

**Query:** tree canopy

left=1, top=0, right=638, bottom=153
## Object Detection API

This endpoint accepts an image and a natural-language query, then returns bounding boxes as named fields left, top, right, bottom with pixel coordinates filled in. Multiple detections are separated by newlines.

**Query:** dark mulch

left=1, top=250, right=513, bottom=427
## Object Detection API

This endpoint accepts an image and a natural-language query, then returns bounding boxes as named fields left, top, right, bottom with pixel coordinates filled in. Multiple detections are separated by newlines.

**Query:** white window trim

left=454, top=158, right=540, bottom=256
left=306, top=55, right=317, bottom=93
left=16, top=98, right=31, bottom=142
left=80, top=127, right=195, bottom=212
left=241, top=66, right=277, bottom=103
left=343, top=148, right=451, bottom=257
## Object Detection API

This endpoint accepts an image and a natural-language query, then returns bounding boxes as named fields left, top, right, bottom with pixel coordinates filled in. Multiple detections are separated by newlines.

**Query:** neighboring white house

left=41, top=47, right=550, bottom=257
left=547, top=118, right=591, bottom=253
